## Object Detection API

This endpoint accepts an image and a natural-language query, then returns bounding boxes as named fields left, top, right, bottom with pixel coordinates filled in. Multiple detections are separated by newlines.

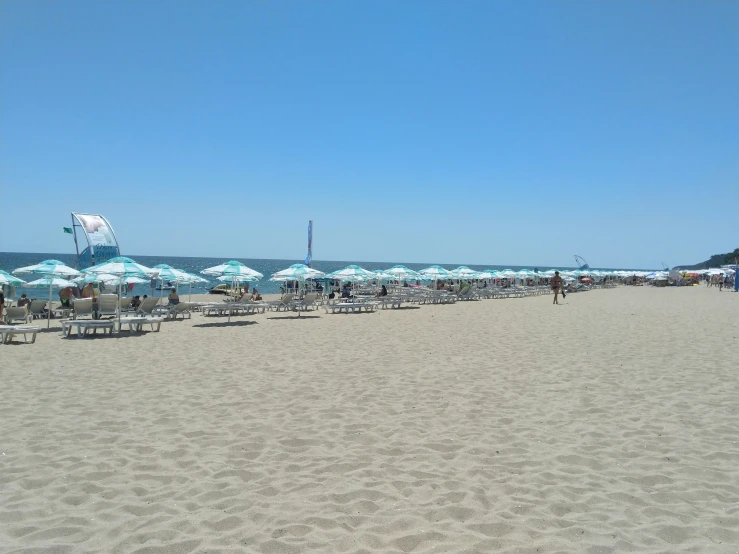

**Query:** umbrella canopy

left=201, top=260, right=263, bottom=279
left=0, top=269, right=26, bottom=286
left=25, top=276, right=78, bottom=289
left=419, top=265, right=452, bottom=279
left=384, top=265, right=420, bottom=279
left=13, top=259, right=81, bottom=278
left=450, top=266, right=478, bottom=279
left=476, top=270, right=499, bottom=280
left=217, top=275, right=259, bottom=284
left=270, top=264, right=325, bottom=281
left=327, top=265, right=376, bottom=280
left=76, top=272, right=149, bottom=286
left=84, top=256, right=156, bottom=277
left=154, top=264, right=199, bottom=283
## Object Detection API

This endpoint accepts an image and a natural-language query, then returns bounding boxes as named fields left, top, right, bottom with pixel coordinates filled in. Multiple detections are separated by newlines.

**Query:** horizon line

left=0, top=250, right=661, bottom=271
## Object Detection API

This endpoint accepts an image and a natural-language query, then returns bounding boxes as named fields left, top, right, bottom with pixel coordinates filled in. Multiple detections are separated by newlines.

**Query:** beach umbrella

left=83, top=257, right=157, bottom=330
left=13, top=259, right=82, bottom=278
left=217, top=275, right=259, bottom=283
left=24, top=276, right=78, bottom=328
left=13, top=260, right=82, bottom=328
left=419, top=265, right=452, bottom=278
left=271, top=264, right=325, bottom=281
left=84, top=256, right=156, bottom=277
left=0, top=270, right=26, bottom=286
left=201, top=260, right=263, bottom=279
left=327, top=265, right=375, bottom=280
left=450, top=266, right=478, bottom=279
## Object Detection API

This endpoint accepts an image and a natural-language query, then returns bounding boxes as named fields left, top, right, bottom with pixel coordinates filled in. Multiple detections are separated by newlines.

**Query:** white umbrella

left=13, top=260, right=82, bottom=327
left=202, top=261, right=263, bottom=322
left=25, top=276, right=78, bottom=327
left=0, top=270, right=26, bottom=287
left=201, top=260, right=263, bottom=279
left=83, top=257, right=156, bottom=330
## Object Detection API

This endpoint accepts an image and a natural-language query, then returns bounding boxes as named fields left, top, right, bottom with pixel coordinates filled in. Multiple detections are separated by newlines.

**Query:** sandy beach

left=1, top=285, right=737, bottom=553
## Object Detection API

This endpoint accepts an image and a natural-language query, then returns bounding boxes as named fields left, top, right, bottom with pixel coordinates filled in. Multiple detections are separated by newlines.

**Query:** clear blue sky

left=1, top=1, right=737, bottom=269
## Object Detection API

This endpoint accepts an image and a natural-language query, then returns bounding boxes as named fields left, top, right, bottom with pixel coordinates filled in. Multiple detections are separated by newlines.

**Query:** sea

left=0, top=251, right=630, bottom=299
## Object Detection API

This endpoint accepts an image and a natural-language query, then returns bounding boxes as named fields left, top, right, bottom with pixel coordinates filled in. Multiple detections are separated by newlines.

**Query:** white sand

left=1, top=286, right=738, bottom=553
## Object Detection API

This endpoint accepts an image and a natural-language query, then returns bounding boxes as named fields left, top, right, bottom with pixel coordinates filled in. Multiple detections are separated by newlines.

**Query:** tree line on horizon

left=676, top=248, right=739, bottom=270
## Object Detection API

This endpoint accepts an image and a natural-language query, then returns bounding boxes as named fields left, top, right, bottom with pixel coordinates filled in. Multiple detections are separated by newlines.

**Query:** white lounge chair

left=72, top=298, right=94, bottom=319
left=3, top=306, right=30, bottom=325
left=163, top=302, right=192, bottom=320
left=119, top=297, right=133, bottom=312
left=28, top=300, right=48, bottom=320
left=0, top=325, right=41, bottom=344
left=96, top=294, right=119, bottom=319
left=136, top=297, right=160, bottom=315
left=292, top=293, right=319, bottom=313
left=268, top=294, right=294, bottom=312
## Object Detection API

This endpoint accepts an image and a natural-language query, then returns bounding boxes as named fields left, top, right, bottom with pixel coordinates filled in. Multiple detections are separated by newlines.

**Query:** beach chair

left=292, top=293, right=318, bottom=313
left=28, top=300, right=48, bottom=320
left=164, top=302, right=192, bottom=320
left=72, top=298, right=94, bottom=319
left=136, top=297, right=160, bottom=315
left=268, top=294, right=294, bottom=312
left=0, top=325, right=41, bottom=344
left=3, top=306, right=30, bottom=325
left=96, top=294, right=119, bottom=319
left=119, top=297, right=133, bottom=312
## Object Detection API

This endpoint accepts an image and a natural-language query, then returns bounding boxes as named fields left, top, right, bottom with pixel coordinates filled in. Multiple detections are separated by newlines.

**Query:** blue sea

left=0, top=251, right=629, bottom=299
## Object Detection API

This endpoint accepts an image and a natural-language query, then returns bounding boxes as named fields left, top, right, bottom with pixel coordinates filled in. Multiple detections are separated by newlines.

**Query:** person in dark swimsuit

left=551, top=271, right=563, bottom=305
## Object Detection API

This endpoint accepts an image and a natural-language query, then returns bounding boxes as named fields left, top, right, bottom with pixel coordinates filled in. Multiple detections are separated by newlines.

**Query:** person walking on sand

left=551, top=271, right=563, bottom=304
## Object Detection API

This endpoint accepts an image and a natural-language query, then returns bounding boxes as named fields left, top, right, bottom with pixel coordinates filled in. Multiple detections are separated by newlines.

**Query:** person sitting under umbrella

left=59, top=287, right=75, bottom=308
left=250, top=288, right=262, bottom=301
left=168, top=289, right=180, bottom=305
left=17, top=293, right=31, bottom=308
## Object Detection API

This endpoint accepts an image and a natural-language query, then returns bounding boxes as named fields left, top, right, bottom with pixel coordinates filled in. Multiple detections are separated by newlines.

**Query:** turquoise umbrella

left=14, top=260, right=82, bottom=327
left=0, top=269, right=26, bottom=286
left=84, top=257, right=157, bottom=330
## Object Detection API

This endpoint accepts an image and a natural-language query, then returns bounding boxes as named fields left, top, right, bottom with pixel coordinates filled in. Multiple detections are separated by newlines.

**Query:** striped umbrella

left=0, top=269, right=26, bottom=286
left=327, top=265, right=376, bottom=281
left=14, top=260, right=82, bottom=327
left=419, top=265, right=452, bottom=279
left=201, top=260, right=263, bottom=279
left=270, top=264, right=325, bottom=281
left=83, top=257, right=157, bottom=330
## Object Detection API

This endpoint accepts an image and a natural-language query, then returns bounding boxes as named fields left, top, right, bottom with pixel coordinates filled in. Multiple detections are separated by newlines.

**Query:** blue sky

left=1, top=1, right=737, bottom=269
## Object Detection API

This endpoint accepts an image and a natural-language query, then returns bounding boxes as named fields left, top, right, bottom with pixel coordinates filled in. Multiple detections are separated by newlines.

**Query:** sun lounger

left=62, top=320, right=115, bottom=338
left=0, top=325, right=41, bottom=344
left=136, top=297, right=160, bottom=316
left=72, top=298, right=94, bottom=319
left=118, top=316, right=164, bottom=333
left=119, top=297, right=133, bottom=312
left=161, top=302, right=192, bottom=320
left=291, top=293, right=319, bottom=313
left=268, top=294, right=295, bottom=312
left=3, top=306, right=30, bottom=324
left=377, top=296, right=403, bottom=309
left=324, top=302, right=378, bottom=314
left=96, top=294, right=119, bottom=318
left=28, top=300, right=48, bottom=320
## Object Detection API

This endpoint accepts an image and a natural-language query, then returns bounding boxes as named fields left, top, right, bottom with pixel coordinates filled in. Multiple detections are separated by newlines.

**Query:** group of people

left=705, top=274, right=734, bottom=291
left=235, top=284, right=262, bottom=302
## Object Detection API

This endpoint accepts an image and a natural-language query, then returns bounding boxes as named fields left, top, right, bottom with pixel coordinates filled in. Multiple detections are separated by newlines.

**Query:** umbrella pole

left=48, top=281, right=52, bottom=329
left=117, top=282, right=121, bottom=332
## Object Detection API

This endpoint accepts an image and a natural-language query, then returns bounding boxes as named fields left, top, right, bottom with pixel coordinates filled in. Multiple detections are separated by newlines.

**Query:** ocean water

left=0, top=251, right=621, bottom=300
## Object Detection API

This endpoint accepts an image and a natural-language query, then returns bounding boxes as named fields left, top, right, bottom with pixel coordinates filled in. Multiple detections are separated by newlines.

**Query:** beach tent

left=13, top=259, right=82, bottom=327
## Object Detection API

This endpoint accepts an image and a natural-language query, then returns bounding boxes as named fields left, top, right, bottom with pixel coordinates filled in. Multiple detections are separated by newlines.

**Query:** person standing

left=551, top=271, right=563, bottom=305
